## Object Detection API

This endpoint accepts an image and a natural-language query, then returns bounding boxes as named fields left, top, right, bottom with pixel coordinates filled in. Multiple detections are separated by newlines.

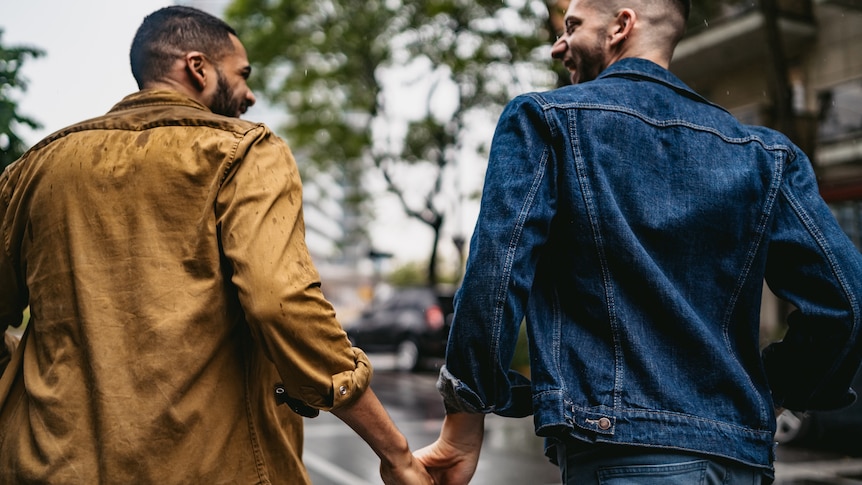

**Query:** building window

left=818, top=79, right=862, bottom=143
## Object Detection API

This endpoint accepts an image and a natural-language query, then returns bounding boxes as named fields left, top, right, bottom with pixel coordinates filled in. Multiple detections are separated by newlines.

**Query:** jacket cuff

left=316, top=347, right=373, bottom=412
left=437, top=365, right=488, bottom=414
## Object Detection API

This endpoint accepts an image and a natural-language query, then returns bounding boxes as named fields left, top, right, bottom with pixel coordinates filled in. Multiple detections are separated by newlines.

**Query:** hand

left=380, top=452, right=435, bottom=485
left=330, top=387, right=434, bottom=484
left=413, top=413, right=484, bottom=485
left=0, top=330, right=19, bottom=374
left=4, top=331, right=20, bottom=355
left=414, top=438, right=478, bottom=485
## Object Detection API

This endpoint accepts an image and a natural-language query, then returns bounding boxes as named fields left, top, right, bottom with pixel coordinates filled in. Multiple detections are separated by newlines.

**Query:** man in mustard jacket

left=0, top=6, right=430, bottom=484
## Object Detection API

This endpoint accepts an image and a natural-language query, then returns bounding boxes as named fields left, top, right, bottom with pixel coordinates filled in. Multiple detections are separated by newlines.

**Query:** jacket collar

left=597, top=57, right=719, bottom=109
left=108, top=89, right=211, bottom=114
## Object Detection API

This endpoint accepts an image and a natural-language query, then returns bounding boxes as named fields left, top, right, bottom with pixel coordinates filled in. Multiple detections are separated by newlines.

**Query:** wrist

left=377, top=432, right=412, bottom=469
left=440, top=412, right=484, bottom=451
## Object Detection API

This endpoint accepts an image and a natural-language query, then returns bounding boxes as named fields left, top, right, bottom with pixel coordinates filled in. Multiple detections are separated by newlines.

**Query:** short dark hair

left=130, top=6, right=238, bottom=89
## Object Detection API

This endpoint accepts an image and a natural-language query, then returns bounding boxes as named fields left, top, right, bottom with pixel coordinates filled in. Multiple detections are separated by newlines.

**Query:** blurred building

left=670, top=0, right=862, bottom=337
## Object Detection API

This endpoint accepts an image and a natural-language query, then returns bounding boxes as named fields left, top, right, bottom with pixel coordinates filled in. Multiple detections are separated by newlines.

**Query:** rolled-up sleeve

left=216, top=126, right=371, bottom=411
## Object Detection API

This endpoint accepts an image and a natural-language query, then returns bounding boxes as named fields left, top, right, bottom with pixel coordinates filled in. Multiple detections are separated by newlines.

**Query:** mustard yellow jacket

left=0, top=90, right=372, bottom=484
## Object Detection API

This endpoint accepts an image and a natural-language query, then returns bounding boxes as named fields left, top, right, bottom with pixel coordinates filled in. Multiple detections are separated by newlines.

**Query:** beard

left=570, top=33, right=607, bottom=85
left=209, top=69, right=245, bottom=118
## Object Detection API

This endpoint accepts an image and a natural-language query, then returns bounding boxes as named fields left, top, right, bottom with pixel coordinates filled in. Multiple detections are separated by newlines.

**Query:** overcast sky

left=3, top=1, right=183, bottom=144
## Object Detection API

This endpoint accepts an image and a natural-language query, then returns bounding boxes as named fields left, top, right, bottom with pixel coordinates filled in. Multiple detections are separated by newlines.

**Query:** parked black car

left=775, top=365, right=862, bottom=455
left=345, top=287, right=454, bottom=372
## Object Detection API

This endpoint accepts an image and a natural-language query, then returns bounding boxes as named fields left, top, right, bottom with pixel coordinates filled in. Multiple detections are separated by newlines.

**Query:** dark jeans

left=555, top=441, right=771, bottom=485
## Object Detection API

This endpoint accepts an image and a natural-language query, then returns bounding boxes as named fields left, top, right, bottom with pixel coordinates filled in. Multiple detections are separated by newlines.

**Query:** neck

left=142, top=78, right=208, bottom=106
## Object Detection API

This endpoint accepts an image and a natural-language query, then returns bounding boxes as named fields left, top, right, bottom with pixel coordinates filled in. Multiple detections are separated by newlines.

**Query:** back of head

left=587, top=0, right=690, bottom=61
left=130, top=6, right=237, bottom=89
left=653, top=0, right=690, bottom=44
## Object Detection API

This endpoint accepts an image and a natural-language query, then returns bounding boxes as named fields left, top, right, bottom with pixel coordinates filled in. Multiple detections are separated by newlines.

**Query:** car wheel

left=775, top=409, right=810, bottom=444
left=395, top=339, right=420, bottom=372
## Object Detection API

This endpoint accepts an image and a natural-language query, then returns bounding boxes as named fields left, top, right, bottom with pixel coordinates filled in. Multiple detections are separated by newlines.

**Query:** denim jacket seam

left=780, top=177, right=862, bottom=357
left=537, top=99, right=565, bottom=381
left=550, top=286, right=564, bottom=381
left=570, top=405, right=773, bottom=436
left=566, top=107, right=623, bottom=409
left=718, top=147, right=786, bottom=427
left=490, top=143, right=551, bottom=391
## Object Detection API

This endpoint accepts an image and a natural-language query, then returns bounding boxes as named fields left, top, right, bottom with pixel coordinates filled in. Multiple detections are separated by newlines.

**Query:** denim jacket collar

left=598, top=58, right=728, bottom=113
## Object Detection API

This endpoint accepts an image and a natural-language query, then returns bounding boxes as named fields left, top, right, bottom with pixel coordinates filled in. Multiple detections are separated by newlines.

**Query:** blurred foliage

left=226, top=0, right=556, bottom=284
left=386, top=260, right=462, bottom=287
left=387, top=261, right=432, bottom=287
left=0, top=29, right=43, bottom=171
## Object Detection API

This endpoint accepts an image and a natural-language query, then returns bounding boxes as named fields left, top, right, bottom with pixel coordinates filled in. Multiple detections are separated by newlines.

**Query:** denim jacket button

left=339, top=385, right=348, bottom=396
left=598, top=417, right=611, bottom=430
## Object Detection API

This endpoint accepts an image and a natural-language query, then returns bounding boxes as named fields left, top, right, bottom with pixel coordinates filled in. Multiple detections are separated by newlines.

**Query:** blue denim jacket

left=438, top=58, right=862, bottom=474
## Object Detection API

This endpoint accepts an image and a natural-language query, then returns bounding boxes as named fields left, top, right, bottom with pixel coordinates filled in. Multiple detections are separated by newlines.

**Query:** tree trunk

left=426, top=219, right=442, bottom=287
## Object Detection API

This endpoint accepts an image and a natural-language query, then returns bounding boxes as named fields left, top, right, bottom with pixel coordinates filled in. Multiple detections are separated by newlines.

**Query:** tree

left=0, top=29, right=43, bottom=170
left=226, top=0, right=555, bottom=285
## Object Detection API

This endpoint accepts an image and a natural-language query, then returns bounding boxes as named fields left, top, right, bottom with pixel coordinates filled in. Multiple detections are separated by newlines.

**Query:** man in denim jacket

left=415, top=0, right=862, bottom=483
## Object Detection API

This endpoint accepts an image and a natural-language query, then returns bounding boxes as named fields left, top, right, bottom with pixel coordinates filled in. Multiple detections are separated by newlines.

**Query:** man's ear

left=610, top=8, right=636, bottom=47
left=185, top=52, right=208, bottom=92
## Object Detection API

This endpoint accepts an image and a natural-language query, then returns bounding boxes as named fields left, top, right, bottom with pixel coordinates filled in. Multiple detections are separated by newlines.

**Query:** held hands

left=413, top=437, right=480, bottom=485
left=336, top=385, right=482, bottom=484
left=413, top=413, right=485, bottom=485
left=379, top=450, right=435, bottom=485
left=330, top=387, right=434, bottom=485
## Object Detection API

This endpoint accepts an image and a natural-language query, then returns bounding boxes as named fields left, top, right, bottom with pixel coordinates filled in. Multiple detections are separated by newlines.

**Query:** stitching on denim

left=781, top=174, right=861, bottom=394
left=533, top=92, right=566, bottom=384
left=490, top=143, right=550, bottom=391
left=540, top=101, right=779, bottom=149
left=567, top=108, right=623, bottom=410
left=570, top=403, right=775, bottom=436
left=551, top=284, right=563, bottom=384
left=596, top=459, right=708, bottom=480
left=719, top=148, right=785, bottom=427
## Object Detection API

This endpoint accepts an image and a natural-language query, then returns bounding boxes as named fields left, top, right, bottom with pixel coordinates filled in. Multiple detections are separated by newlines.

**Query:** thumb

left=414, top=441, right=454, bottom=469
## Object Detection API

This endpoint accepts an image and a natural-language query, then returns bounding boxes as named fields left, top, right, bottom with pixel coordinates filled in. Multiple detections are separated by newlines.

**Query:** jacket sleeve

left=439, top=94, right=556, bottom=417
left=763, top=144, right=862, bottom=412
left=215, top=125, right=371, bottom=412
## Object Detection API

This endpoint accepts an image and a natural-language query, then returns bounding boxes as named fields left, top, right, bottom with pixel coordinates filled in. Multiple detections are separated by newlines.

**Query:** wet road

left=302, top=354, right=862, bottom=485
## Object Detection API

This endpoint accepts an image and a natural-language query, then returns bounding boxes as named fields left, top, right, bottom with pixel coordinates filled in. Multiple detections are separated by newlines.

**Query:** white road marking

left=303, top=451, right=377, bottom=485
left=775, top=458, right=862, bottom=483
